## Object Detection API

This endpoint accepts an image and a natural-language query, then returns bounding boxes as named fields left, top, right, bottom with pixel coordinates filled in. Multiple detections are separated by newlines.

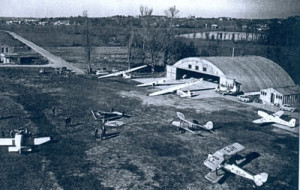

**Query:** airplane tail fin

left=253, top=172, right=268, bottom=186
left=204, top=121, right=213, bottom=130
left=288, top=118, right=296, bottom=128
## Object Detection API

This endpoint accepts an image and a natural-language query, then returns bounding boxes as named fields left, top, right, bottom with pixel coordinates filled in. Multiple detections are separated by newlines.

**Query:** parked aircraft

left=137, top=78, right=179, bottom=87
left=98, top=65, right=147, bottom=79
left=91, top=109, right=131, bottom=121
left=0, top=129, right=51, bottom=154
left=204, top=143, right=268, bottom=187
left=171, top=112, right=213, bottom=134
left=253, top=110, right=296, bottom=127
left=148, top=78, right=203, bottom=97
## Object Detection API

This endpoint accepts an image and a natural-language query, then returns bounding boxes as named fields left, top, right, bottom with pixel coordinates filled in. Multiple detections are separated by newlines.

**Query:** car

left=279, top=104, right=296, bottom=112
left=237, top=95, right=252, bottom=103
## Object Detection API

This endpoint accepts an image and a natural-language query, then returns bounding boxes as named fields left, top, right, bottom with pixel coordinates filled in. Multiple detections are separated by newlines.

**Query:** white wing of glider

left=272, top=110, right=284, bottom=117
left=148, top=78, right=203, bottom=96
left=253, top=118, right=268, bottom=124
left=137, top=79, right=168, bottom=87
left=98, top=65, right=147, bottom=79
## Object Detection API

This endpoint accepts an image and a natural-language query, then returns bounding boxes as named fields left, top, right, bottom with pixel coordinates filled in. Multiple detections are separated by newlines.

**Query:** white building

left=260, top=86, right=300, bottom=106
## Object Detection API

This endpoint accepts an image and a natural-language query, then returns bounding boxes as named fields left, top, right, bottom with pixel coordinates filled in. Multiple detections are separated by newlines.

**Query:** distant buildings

left=0, top=43, right=46, bottom=65
left=178, top=31, right=265, bottom=42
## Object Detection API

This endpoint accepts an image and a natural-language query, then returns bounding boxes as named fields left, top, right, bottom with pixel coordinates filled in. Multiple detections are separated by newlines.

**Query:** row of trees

left=83, top=6, right=198, bottom=73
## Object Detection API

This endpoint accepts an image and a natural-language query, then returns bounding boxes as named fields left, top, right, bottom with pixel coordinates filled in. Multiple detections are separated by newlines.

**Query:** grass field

left=0, top=67, right=298, bottom=189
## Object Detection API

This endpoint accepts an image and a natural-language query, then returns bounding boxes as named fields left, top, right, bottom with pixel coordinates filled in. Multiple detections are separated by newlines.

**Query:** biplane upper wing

left=272, top=110, right=284, bottom=117
left=219, top=143, right=245, bottom=156
left=204, top=151, right=224, bottom=171
left=0, top=138, right=14, bottom=146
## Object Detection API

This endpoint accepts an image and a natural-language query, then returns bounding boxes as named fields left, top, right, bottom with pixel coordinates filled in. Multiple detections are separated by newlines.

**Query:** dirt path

left=3, top=31, right=84, bottom=74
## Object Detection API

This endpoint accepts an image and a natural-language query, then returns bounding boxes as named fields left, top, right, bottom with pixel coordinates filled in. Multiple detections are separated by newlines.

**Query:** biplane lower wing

left=205, top=170, right=225, bottom=183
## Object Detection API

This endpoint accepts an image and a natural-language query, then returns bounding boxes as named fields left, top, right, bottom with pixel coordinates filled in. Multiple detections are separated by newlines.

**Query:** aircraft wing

left=98, top=71, right=123, bottom=79
left=137, top=79, right=167, bottom=87
left=0, top=138, right=14, bottom=146
left=125, top=65, right=147, bottom=73
left=219, top=143, right=245, bottom=156
left=148, top=79, right=203, bottom=96
left=253, top=118, right=269, bottom=124
left=272, top=110, right=284, bottom=117
left=98, top=65, right=147, bottom=79
left=205, top=170, right=225, bottom=183
left=204, top=151, right=224, bottom=171
left=33, top=137, right=51, bottom=145
left=181, top=127, right=197, bottom=134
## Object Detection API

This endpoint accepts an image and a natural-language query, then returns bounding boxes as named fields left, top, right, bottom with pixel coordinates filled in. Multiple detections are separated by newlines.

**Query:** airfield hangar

left=166, top=56, right=295, bottom=93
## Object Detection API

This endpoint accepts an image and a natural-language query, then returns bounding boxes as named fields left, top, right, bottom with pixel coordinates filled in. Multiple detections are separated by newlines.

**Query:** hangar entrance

left=176, top=68, right=220, bottom=83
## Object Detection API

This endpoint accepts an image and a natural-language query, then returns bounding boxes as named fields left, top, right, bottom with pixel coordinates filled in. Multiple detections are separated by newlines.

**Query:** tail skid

left=253, top=172, right=268, bottom=186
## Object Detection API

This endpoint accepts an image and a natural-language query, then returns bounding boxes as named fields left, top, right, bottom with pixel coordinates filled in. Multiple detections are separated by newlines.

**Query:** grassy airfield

left=0, top=67, right=298, bottom=189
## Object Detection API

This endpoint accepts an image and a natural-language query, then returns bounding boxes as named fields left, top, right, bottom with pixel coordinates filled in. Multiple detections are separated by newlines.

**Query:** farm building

left=166, top=56, right=295, bottom=93
left=260, top=86, right=300, bottom=106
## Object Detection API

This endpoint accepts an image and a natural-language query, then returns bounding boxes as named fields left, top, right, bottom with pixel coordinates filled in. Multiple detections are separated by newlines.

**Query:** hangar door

left=176, top=68, right=220, bottom=83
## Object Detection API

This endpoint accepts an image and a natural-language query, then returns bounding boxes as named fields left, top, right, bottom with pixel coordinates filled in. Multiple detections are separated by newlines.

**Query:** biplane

left=0, top=129, right=51, bottom=154
left=204, top=143, right=268, bottom=186
left=171, top=112, right=213, bottom=134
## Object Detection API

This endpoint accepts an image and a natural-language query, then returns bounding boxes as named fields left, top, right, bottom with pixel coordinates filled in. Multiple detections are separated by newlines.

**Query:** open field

left=0, top=67, right=298, bottom=189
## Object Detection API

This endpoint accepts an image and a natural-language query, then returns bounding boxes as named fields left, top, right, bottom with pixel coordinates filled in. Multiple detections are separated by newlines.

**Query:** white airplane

left=0, top=130, right=51, bottom=154
left=204, top=143, right=268, bottom=187
left=137, top=79, right=169, bottom=87
left=171, top=112, right=213, bottom=134
left=253, top=110, right=296, bottom=128
left=98, top=65, right=147, bottom=79
left=148, top=78, right=203, bottom=97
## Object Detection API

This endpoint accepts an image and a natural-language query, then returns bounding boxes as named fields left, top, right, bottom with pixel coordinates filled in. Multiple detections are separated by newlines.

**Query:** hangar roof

left=173, top=56, right=295, bottom=92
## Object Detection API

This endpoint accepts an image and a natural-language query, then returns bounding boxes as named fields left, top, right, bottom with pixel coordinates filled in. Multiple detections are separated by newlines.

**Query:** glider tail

left=288, top=118, right=296, bottom=128
left=253, top=172, right=268, bottom=186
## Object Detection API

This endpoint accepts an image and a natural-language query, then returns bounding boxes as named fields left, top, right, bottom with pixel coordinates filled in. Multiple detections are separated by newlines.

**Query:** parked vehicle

left=279, top=104, right=296, bottom=112
left=237, top=95, right=252, bottom=103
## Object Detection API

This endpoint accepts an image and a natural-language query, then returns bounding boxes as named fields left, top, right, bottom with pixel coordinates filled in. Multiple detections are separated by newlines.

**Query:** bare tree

left=164, top=6, right=179, bottom=66
left=83, top=10, right=92, bottom=73
left=139, top=6, right=153, bottom=65
left=127, top=30, right=134, bottom=69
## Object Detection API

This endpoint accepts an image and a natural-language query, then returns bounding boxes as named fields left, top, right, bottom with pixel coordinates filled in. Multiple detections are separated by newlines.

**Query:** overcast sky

left=1, top=0, right=299, bottom=19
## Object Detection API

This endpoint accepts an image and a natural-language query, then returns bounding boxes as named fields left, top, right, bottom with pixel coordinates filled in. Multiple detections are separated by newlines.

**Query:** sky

left=0, top=0, right=299, bottom=19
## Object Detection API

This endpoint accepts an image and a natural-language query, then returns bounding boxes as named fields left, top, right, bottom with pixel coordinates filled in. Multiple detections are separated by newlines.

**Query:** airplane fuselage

left=223, top=163, right=254, bottom=181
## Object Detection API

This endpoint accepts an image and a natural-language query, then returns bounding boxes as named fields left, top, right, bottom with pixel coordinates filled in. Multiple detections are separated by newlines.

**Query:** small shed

left=260, top=86, right=300, bottom=106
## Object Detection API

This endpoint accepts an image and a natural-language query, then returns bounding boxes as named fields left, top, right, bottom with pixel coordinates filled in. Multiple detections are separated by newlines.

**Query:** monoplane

left=253, top=110, right=296, bottom=127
